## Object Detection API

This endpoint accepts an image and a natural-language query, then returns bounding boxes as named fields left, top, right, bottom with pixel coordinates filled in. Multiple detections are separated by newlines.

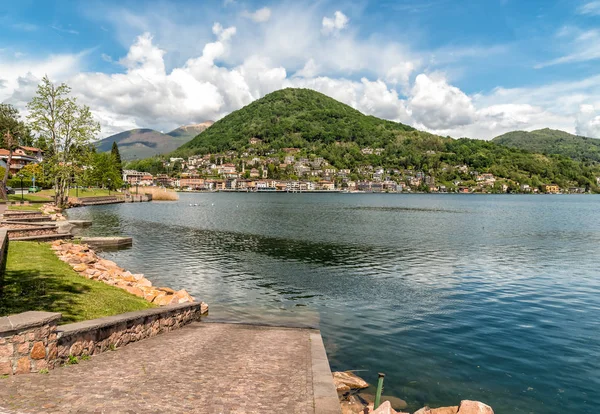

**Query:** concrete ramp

left=0, top=322, right=340, bottom=413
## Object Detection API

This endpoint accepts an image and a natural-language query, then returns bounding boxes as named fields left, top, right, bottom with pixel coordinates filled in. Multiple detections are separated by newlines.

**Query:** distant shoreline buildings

left=123, top=149, right=595, bottom=194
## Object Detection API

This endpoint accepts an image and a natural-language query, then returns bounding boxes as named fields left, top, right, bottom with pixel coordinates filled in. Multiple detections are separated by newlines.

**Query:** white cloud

left=577, top=1, right=600, bottom=15
left=5, top=5, right=600, bottom=142
left=242, top=7, right=272, bottom=23
left=408, top=73, right=476, bottom=130
left=535, top=28, right=600, bottom=68
left=322, top=11, right=348, bottom=36
left=293, top=58, right=320, bottom=78
left=50, top=24, right=79, bottom=35
left=576, top=104, right=600, bottom=137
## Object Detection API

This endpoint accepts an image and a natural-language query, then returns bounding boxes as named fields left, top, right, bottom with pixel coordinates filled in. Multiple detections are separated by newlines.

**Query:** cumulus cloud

left=322, top=11, right=348, bottom=35
left=408, top=73, right=476, bottom=130
left=242, top=7, right=272, bottom=23
left=576, top=104, right=600, bottom=137
left=4, top=7, right=600, bottom=142
left=293, top=58, right=320, bottom=78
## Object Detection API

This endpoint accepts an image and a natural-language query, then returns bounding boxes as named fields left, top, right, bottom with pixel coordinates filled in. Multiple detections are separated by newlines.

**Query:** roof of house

left=19, top=146, right=43, bottom=153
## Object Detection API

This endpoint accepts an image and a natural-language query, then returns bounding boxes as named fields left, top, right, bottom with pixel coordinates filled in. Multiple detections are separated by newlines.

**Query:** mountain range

left=96, top=121, right=213, bottom=160
left=492, top=128, right=600, bottom=163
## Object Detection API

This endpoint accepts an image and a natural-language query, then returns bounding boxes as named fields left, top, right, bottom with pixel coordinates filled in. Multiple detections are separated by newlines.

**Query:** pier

left=0, top=322, right=340, bottom=413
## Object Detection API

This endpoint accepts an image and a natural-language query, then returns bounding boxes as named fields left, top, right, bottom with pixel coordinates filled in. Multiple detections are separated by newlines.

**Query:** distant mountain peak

left=95, top=121, right=213, bottom=160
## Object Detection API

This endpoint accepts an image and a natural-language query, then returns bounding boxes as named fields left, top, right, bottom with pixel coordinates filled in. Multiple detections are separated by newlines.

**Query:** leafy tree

left=27, top=76, right=100, bottom=207
left=85, top=152, right=123, bottom=189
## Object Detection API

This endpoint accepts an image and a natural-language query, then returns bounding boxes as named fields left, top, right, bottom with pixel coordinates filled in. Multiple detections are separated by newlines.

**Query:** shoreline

left=50, top=240, right=208, bottom=313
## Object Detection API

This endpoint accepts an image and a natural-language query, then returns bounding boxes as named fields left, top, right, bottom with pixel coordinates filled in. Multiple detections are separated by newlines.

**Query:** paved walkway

left=0, top=322, right=340, bottom=414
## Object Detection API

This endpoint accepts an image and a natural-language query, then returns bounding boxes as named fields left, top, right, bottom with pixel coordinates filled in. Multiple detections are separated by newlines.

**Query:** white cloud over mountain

left=321, top=11, right=348, bottom=36
left=1, top=5, right=600, bottom=140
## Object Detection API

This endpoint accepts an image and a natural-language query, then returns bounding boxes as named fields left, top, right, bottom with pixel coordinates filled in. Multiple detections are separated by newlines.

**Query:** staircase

left=1, top=210, right=72, bottom=241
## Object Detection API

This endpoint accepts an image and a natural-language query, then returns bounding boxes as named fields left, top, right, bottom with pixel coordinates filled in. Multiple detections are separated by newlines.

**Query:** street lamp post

left=108, top=178, right=111, bottom=195
left=18, top=174, right=23, bottom=202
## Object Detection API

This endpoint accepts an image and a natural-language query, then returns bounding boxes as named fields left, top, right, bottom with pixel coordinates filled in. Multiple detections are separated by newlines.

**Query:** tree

left=111, top=141, right=123, bottom=176
left=0, top=104, right=29, bottom=200
left=86, top=152, right=122, bottom=189
left=27, top=76, right=100, bottom=207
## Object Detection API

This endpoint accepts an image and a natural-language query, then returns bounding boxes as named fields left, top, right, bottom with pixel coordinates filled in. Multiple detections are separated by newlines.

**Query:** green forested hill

left=492, top=128, right=600, bottom=163
left=168, top=88, right=600, bottom=191
left=176, top=88, right=415, bottom=154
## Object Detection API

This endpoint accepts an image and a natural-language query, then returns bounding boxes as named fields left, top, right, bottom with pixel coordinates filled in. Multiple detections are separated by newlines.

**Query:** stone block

left=0, top=343, right=13, bottom=358
left=0, top=361, right=11, bottom=375
left=30, top=341, right=46, bottom=359
left=17, top=342, right=30, bottom=355
left=16, top=357, right=30, bottom=374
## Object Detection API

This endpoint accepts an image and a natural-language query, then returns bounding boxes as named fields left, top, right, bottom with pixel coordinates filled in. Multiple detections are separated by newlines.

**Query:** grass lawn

left=39, top=188, right=112, bottom=198
left=7, top=205, right=42, bottom=211
left=7, top=194, right=52, bottom=202
left=0, top=242, right=154, bottom=323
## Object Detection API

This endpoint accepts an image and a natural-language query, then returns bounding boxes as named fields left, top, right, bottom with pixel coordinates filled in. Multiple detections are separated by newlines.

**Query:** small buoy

left=211, top=203, right=214, bottom=206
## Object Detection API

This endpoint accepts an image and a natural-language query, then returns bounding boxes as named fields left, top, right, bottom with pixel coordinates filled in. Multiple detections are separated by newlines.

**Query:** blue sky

left=1, top=0, right=600, bottom=139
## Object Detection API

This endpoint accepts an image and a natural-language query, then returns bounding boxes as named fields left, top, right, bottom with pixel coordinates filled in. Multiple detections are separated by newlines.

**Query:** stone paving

left=0, top=322, right=340, bottom=413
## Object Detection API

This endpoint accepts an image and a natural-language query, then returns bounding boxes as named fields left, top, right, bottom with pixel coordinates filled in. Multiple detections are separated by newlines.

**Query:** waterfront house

left=179, top=176, right=205, bottom=190
left=249, top=168, right=260, bottom=178
left=543, top=184, right=560, bottom=194
left=0, top=148, right=39, bottom=174
left=19, top=146, right=44, bottom=162
left=318, top=181, right=335, bottom=191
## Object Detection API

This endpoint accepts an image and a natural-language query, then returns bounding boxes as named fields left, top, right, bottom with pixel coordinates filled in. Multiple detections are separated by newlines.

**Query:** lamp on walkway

left=17, top=173, right=23, bottom=202
left=108, top=178, right=112, bottom=195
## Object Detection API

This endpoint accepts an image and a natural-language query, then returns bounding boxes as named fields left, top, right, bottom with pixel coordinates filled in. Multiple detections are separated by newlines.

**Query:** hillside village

left=123, top=142, right=595, bottom=194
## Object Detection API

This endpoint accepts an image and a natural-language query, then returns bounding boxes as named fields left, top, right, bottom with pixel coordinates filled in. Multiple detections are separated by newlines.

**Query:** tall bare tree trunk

left=1, top=132, right=14, bottom=201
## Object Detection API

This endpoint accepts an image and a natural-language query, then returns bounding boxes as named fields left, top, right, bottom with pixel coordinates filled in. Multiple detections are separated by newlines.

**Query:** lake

left=67, top=193, right=600, bottom=413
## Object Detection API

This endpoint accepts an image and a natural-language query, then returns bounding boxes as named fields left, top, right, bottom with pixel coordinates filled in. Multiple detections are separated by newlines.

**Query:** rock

left=73, top=263, right=88, bottom=272
left=16, top=357, right=30, bottom=374
left=200, top=302, right=209, bottom=314
left=414, top=407, right=458, bottom=414
left=0, top=361, right=11, bottom=375
left=369, top=401, right=408, bottom=414
left=333, top=371, right=369, bottom=392
left=153, top=294, right=174, bottom=306
left=123, top=286, right=145, bottom=298
left=457, top=401, right=493, bottom=414
left=136, top=277, right=152, bottom=287
left=170, top=289, right=195, bottom=304
left=358, top=394, right=407, bottom=411
left=158, top=287, right=176, bottom=294
left=30, top=341, right=46, bottom=359
left=340, top=395, right=367, bottom=414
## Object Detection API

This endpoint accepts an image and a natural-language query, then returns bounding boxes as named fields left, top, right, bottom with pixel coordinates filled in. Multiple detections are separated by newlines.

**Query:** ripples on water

left=67, top=194, right=600, bottom=413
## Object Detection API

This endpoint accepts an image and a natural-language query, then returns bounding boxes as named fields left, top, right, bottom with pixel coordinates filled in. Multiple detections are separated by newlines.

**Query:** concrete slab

left=0, top=321, right=340, bottom=413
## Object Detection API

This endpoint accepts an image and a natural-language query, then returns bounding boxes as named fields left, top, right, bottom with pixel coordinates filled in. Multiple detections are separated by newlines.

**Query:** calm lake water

left=67, top=193, right=600, bottom=413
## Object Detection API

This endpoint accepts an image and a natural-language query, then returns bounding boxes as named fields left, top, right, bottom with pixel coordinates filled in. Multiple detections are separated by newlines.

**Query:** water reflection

left=67, top=194, right=600, bottom=414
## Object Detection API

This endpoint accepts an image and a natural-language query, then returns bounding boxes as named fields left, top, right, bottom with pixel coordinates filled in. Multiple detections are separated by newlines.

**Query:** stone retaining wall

left=0, top=311, right=61, bottom=375
left=0, top=303, right=203, bottom=375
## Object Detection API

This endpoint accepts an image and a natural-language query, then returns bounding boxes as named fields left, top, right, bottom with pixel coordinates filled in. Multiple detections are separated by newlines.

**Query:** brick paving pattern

left=0, top=322, right=321, bottom=413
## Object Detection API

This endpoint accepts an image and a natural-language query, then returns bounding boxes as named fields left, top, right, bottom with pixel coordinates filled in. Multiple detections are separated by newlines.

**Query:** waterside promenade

left=0, top=322, right=340, bottom=413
